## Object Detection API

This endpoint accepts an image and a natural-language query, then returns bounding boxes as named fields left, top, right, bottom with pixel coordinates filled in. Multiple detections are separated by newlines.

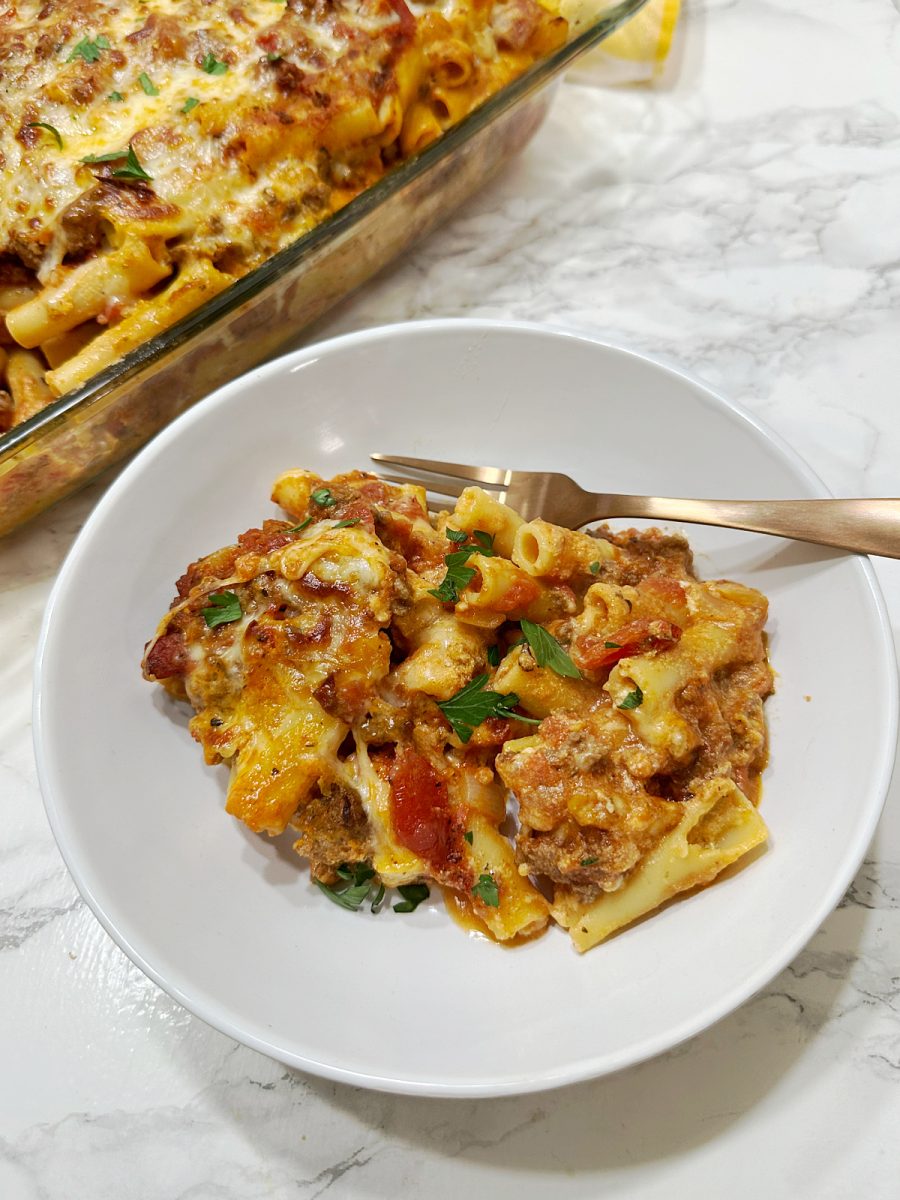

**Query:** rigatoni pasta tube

left=455, top=554, right=542, bottom=620
left=513, top=519, right=616, bottom=579
left=6, top=240, right=170, bottom=349
left=45, top=258, right=229, bottom=397
left=493, top=646, right=599, bottom=718
left=6, top=348, right=54, bottom=424
left=551, top=779, right=768, bottom=952
left=450, top=487, right=523, bottom=557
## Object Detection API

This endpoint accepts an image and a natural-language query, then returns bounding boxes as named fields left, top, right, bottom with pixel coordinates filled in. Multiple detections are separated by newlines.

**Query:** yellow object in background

left=563, top=0, right=681, bottom=85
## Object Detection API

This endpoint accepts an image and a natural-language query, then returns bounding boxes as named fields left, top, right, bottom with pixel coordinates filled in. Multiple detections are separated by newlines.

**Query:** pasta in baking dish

left=0, top=0, right=567, bottom=429
left=142, top=470, right=773, bottom=951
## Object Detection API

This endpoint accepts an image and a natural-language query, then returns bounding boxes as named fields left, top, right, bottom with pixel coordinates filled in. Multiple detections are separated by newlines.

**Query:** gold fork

left=371, top=454, right=900, bottom=559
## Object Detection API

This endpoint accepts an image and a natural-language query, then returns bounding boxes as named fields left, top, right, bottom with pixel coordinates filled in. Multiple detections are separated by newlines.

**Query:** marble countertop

left=2, top=0, right=899, bottom=1195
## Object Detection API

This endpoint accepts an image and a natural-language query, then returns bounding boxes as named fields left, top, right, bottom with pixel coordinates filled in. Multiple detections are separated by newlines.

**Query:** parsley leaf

left=138, top=71, right=158, bottom=95
left=202, top=591, right=242, bottom=628
left=520, top=618, right=581, bottom=679
left=437, top=674, right=538, bottom=743
left=618, top=685, right=644, bottom=711
left=83, top=144, right=152, bottom=182
left=316, top=862, right=378, bottom=911
left=66, top=34, right=110, bottom=63
left=604, top=641, right=621, bottom=649
left=428, top=549, right=477, bottom=604
left=472, top=530, right=496, bottom=556
left=181, top=96, right=200, bottom=114
left=201, top=52, right=229, bottom=75
left=463, top=830, right=474, bottom=845
left=27, top=122, right=63, bottom=150
left=111, top=144, right=153, bottom=181
left=108, top=91, right=124, bottom=102
left=310, top=487, right=336, bottom=507
left=370, top=882, right=386, bottom=912
left=446, top=528, right=468, bottom=543
left=580, top=857, right=599, bottom=866
left=393, top=883, right=430, bottom=913
left=332, top=518, right=360, bottom=529
left=486, top=644, right=500, bottom=668
left=589, top=561, right=600, bottom=575
left=472, top=872, right=499, bottom=907
left=285, top=516, right=313, bottom=533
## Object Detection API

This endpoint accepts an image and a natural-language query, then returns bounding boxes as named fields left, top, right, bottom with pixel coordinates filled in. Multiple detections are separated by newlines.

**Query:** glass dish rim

left=0, top=0, right=649, bottom=463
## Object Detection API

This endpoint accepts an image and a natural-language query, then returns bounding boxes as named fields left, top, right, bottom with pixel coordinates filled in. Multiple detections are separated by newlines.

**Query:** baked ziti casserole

left=0, top=0, right=567, bottom=429
left=142, top=470, right=773, bottom=951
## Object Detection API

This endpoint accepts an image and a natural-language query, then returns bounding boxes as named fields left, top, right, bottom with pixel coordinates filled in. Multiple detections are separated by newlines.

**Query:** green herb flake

left=428, top=549, right=477, bottom=604
left=589, top=561, right=601, bottom=575
left=111, top=143, right=152, bottom=181
left=332, top=518, right=360, bottom=529
left=618, top=685, right=644, bottom=711
left=66, top=34, right=111, bottom=63
left=202, top=591, right=242, bottom=628
left=201, top=52, right=229, bottom=75
left=370, top=882, right=386, bottom=913
left=138, top=71, right=159, bottom=95
left=26, top=122, right=63, bottom=149
left=181, top=96, right=200, bottom=114
left=486, top=645, right=500, bottom=668
left=310, top=487, right=336, bottom=507
left=393, top=883, right=430, bottom=913
left=472, top=530, right=496, bottom=556
left=520, top=618, right=581, bottom=679
left=604, top=641, right=621, bottom=649
left=472, top=872, right=499, bottom=908
left=580, top=857, right=598, bottom=867
left=285, top=516, right=313, bottom=533
left=437, top=674, right=539, bottom=743
left=463, top=831, right=474, bottom=845
left=83, top=144, right=152, bottom=182
left=446, top=528, right=468, bottom=544
left=316, top=862, right=378, bottom=912
left=108, top=91, right=124, bottom=102
left=266, top=52, right=282, bottom=62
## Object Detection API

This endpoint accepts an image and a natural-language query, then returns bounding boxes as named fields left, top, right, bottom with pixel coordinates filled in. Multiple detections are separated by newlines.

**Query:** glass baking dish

left=0, top=0, right=648, bottom=536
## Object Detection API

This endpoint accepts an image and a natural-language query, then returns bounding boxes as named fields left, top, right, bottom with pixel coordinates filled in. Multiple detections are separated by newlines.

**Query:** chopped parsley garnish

left=472, top=872, right=499, bottom=907
left=181, top=96, right=200, bottom=114
left=437, top=674, right=538, bottom=743
left=108, top=91, right=124, bottom=102
left=315, top=862, right=377, bottom=911
left=202, top=591, right=242, bottom=628
left=332, top=518, right=360, bottom=529
left=201, top=52, right=229, bottom=75
left=138, top=72, right=159, bottom=96
left=428, top=549, right=477, bottom=603
left=310, top=487, right=336, bottom=507
left=27, top=123, right=63, bottom=150
left=618, top=685, right=644, bottom=711
left=580, top=857, right=599, bottom=866
left=266, top=52, right=282, bottom=62
left=393, top=883, right=430, bottom=913
left=472, top=530, right=496, bottom=556
left=81, top=144, right=152, bottom=182
left=463, top=830, right=474, bottom=845
left=520, top=618, right=581, bottom=679
left=370, top=882, right=386, bottom=913
left=285, top=516, right=313, bottom=533
left=604, top=640, right=621, bottom=649
left=589, top=561, right=601, bottom=575
left=446, top=528, right=468, bottom=543
left=66, top=35, right=110, bottom=63
left=486, top=644, right=500, bottom=668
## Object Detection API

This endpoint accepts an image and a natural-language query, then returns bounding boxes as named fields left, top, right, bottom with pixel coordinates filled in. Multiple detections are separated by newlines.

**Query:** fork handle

left=597, top=496, right=900, bottom=559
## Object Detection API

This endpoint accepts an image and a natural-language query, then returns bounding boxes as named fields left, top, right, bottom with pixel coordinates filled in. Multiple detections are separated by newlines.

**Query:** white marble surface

left=3, top=0, right=900, bottom=1195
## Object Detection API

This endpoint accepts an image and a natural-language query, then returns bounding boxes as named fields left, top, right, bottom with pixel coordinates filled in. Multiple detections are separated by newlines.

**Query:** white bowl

left=34, top=320, right=897, bottom=1097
